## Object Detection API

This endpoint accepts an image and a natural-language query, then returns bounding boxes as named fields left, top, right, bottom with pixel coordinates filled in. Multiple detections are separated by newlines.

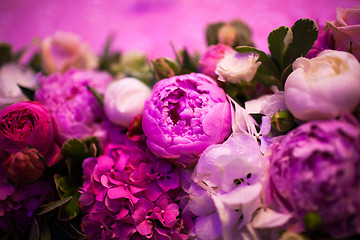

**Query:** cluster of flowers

left=0, top=5, right=360, bottom=240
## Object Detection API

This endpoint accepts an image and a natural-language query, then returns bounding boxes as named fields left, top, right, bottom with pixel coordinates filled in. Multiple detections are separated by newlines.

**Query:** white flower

left=215, top=51, right=261, bottom=83
left=104, top=77, right=152, bottom=127
left=0, top=63, right=38, bottom=109
left=284, top=50, right=360, bottom=121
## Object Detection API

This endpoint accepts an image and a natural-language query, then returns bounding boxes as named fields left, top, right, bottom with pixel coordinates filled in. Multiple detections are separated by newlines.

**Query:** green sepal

left=303, top=212, right=322, bottom=232
left=86, top=85, right=104, bottom=108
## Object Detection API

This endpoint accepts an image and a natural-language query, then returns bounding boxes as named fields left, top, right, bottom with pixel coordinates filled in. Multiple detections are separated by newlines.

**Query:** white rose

left=284, top=50, right=360, bottom=121
left=215, top=51, right=261, bottom=83
left=0, top=63, right=38, bottom=109
left=104, top=77, right=152, bottom=127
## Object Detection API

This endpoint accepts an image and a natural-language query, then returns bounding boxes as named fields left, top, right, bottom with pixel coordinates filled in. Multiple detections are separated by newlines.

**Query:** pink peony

left=142, top=73, right=232, bottom=168
left=0, top=101, right=57, bottom=163
left=35, top=69, right=113, bottom=142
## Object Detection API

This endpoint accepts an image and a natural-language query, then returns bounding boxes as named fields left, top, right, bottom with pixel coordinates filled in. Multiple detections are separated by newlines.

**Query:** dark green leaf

left=39, top=220, right=51, bottom=240
left=53, top=220, right=86, bottom=239
left=0, top=43, right=12, bottom=66
left=281, top=64, right=293, bottom=85
left=86, top=85, right=104, bottom=108
left=54, top=174, right=75, bottom=198
left=83, top=136, right=101, bottom=157
left=180, top=48, right=198, bottom=74
left=267, top=26, right=292, bottom=69
left=284, top=18, right=318, bottom=67
left=18, top=84, right=36, bottom=101
left=58, top=191, right=81, bottom=220
left=38, top=196, right=73, bottom=216
left=29, top=218, right=40, bottom=240
left=61, top=138, right=88, bottom=160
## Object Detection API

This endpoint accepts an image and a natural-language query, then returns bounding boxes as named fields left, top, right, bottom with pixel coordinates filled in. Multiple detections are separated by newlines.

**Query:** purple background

left=0, top=0, right=359, bottom=58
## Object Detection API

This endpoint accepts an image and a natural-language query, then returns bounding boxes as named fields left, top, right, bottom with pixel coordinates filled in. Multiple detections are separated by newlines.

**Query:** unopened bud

left=2, top=148, right=45, bottom=185
left=218, top=24, right=237, bottom=46
left=271, top=110, right=295, bottom=133
left=152, top=58, right=178, bottom=80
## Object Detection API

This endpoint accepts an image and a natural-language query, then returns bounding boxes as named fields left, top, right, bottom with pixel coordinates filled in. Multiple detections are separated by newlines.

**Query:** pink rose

left=2, top=148, right=45, bottom=185
left=0, top=101, right=57, bottom=165
left=327, top=6, right=360, bottom=60
left=41, top=31, right=98, bottom=74
left=198, top=43, right=234, bottom=79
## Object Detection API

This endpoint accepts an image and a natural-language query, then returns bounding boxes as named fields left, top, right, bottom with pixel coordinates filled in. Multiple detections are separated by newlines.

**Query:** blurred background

left=0, top=0, right=358, bottom=58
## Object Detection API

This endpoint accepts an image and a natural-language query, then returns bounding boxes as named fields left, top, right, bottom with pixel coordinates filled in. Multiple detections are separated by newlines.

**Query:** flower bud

left=271, top=110, right=295, bottom=133
left=218, top=24, right=237, bottom=46
left=2, top=148, right=45, bottom=185
left=104, top=77, right=152, bottom=127
left=152, top=58, right=177, bottom=80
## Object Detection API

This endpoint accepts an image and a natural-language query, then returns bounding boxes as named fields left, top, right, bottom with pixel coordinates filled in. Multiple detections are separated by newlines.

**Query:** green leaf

left=18, top=84, right=36, bottom=101
left=206, top=22, right=224, bottom=46
left=29, top=218, right=40, bottom=240
left=267, top=26, right=292, bottom=69
left=180, top=48, right=198, bottom=74
left=53, top=220, right=86, bottom=239
left=284, top=18, right=319, bottom=67
left=61, top=138, right=88, bottom=160
left=58, top=191, right=81, bottom=220
left=250, top=113, right=265, bottom=126
left=53, top=175, right=81, bottom=220
left=86, top=85, right=104, bottom=108
left=83, top=136, right=102, bottom=157
left=37, top=196, right=73, bottom=216
left=39, top=220, right=51, bottom=240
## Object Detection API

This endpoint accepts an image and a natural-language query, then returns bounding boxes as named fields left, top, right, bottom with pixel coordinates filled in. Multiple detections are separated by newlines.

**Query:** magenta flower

left=0, top=101, right=58, bottom=166
left=35, top=69, right=113, bottom=142
left=142, top=73, right=232, bottom=168
left=79, top=139, right=192, bottom=239
left=269, top=114, right=360, bottom=238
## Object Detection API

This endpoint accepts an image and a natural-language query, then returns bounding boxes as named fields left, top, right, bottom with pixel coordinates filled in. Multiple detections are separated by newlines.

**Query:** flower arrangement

left=0, top=5, right=360, bottom=240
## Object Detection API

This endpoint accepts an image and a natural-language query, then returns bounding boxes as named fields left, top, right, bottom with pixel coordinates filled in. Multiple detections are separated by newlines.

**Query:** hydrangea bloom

left=35, top=69, right=113, bottom=142
left=79, top=139, right=192, bottom=239
left=269, top=114, right=360, bottom=238
left=142, top=73, right=232, bottom=168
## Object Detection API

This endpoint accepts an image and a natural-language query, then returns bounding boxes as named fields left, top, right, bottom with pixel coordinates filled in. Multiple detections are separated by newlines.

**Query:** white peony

left=284, top=50, right=360, bottom=121
left=104, top=77, right=152, bottom=127
left=0, top=63, right=38, bottom=109
left=215, top=51, right=261, bottom=83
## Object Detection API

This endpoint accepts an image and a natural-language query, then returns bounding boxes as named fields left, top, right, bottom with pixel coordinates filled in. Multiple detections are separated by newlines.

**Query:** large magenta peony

left=0, top=101, right=57, bottom=161
left=142, top=73, right=231, bottom=168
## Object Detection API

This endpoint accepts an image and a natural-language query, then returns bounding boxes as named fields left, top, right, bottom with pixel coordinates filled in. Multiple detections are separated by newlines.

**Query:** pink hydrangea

left=79, top=139, right=192, bottom=239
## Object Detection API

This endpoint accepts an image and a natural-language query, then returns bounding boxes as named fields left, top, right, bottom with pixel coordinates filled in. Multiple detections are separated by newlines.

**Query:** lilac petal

left=146, top=182, right=163, bottom=201
left=136, top=220, right=153, bottom=236
left=195, top=213, right=222, bottom=240
left=252, top=208, right=292, bottom=228
left=218, top=182, right=262, bottom=206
